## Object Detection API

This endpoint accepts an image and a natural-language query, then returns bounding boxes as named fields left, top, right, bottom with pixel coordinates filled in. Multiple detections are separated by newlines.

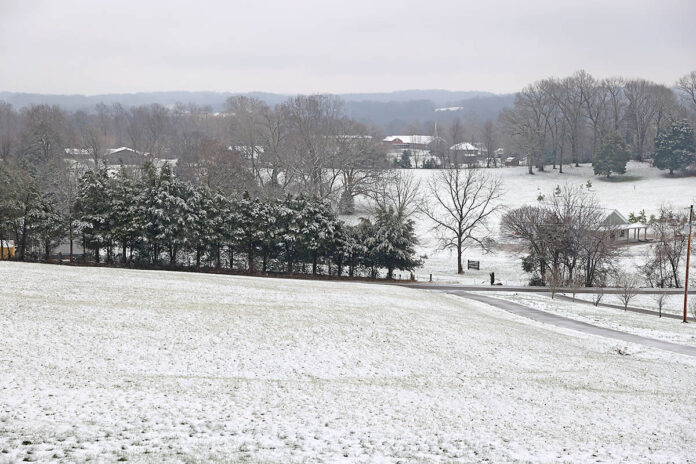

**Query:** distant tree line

left=0, top=95, right=391, bottom=214
left=501, top=70, right=696, bottom=175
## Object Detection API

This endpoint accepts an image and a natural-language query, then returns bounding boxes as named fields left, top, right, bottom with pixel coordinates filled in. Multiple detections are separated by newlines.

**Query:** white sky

left=0, top=0, right=694, bottom=95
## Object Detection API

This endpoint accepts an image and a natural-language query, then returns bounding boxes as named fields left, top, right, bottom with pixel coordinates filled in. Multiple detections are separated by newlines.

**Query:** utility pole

left=684, top=205, right=693, bottom=323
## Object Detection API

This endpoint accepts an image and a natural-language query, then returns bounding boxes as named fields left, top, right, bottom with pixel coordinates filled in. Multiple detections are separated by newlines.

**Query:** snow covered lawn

left=2, top=262, right=696, bottom=463
left=399, top=162, right=696, bottom=284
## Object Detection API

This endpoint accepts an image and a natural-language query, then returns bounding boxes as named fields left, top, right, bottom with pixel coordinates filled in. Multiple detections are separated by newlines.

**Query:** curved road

left=443, top=290, right=696, bottom=358
left=399, top=283, right=695, bottom=295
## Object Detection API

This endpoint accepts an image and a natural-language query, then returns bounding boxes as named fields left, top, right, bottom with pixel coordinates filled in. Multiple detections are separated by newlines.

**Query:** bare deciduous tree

left=676, top=71, right=696, bottom=110
left=653, top=293, right=667, bottom=318
left=420, top=168, right=503, bottom=274
left=616, top=271, right=640, bottom=311
left=368, top=170, right=420, bottom=219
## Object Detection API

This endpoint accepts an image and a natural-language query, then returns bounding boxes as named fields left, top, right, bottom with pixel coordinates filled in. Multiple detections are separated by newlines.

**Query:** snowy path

left=446, top=291, right=696, bottom=357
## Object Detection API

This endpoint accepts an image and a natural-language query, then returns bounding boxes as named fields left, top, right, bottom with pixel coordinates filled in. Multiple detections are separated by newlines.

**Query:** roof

left=383, top=135, right=434, bottom=145
left=601, top=210, right=630, bottom=227
left=105, top=147, right=143, bottom=156
left=450, top=142, right=480, bottom=152
left=65, top=147, right=144, bottom=157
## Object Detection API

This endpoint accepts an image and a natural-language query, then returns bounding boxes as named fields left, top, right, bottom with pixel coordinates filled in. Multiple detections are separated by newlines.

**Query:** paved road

left=441, top=290, right=696, bottom=358
left=399, top=283, right=695, bottom=295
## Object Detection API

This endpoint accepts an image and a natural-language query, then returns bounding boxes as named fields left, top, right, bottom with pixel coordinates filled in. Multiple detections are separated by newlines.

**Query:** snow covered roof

left=383, top=135, right=434, bottom=145
left=450, top=142, right=480, bottom=152
left=105, top=147, right=143, bottom=156
left=65, top=147, right=144, bottom=157
left=601, top=210, right=630, bottom=227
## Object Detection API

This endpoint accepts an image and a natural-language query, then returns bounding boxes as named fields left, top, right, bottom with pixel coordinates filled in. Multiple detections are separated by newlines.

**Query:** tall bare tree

left=420, top=168, right=503, bottom=273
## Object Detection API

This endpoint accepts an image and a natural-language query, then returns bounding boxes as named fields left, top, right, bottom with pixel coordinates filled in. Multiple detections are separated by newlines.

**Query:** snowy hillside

left=2, top=262, right=696, bottom=462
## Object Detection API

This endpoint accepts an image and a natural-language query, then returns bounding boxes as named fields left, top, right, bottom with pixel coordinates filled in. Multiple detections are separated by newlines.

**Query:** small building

left=449, top=142, right=482, bottom=166
left=601, top=210, right=648, bottom=241
left=383, top=135, right=436, bottom=150
left=0, top=240, right=15, bottom=259
left=383, top=135, right=442, bottom=168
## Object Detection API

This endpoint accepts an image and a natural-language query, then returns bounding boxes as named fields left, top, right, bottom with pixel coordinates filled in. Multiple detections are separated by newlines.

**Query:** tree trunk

left=19, top=218, right=27, bottom=261
left=248, top=246, right=255, bottom=273
left=457, top=244, right=463, bottom=274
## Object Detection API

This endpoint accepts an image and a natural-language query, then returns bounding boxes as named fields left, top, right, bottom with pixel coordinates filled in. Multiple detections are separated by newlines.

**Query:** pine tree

left=109, top=167, right=141, bottom=263
left=277, top=194, right=306, bottom=274
left=28, top=193, right=66, bottom=261
left=300, top=197, right=338, bottom=275
left=185, top=184, right=214, bottom=269
left=654, top=119, right=696, bottom=175
left=373, top=207, right=422, bottom=279
left=593, top=132, right=630, bottom=178
left=236, top=192, right=266, bottom=273
left=75, top=168, right=112, bottom=262
left=140, top=162, right=189, bottom=265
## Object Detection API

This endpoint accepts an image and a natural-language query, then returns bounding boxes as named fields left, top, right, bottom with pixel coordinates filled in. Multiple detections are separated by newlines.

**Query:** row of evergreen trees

left=61, top=163, right=422, bottom=279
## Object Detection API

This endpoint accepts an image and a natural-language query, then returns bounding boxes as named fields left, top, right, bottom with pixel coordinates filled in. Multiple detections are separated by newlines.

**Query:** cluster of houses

left=382, top=135, right=515, bottom=168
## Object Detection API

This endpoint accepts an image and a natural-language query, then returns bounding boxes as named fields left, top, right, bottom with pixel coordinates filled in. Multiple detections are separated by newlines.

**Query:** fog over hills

left=0, top=89, right=514, bottom=131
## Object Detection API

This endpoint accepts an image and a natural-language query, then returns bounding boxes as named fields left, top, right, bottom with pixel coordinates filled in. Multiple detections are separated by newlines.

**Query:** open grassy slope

left=1, top=262, right=696, bottom=463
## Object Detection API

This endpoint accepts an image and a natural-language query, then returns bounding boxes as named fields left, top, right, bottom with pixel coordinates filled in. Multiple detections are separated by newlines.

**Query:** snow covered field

left=2, top=262, right=696, bottom=463
left=392, top=162, right=696, bottom=284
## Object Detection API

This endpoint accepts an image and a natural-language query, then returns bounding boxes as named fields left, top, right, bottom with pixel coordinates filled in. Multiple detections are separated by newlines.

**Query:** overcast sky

left=1, top=0, right=694, bottom=95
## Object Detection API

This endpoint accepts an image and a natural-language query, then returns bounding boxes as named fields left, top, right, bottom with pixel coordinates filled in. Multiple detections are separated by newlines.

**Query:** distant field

left=2, top=262, right=696, bottom=462
left=371, top=162, right=696, bottom=284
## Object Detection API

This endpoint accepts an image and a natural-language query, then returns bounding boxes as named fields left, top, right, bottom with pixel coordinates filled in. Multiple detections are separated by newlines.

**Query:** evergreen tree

left=206, top=192, right=229, bottom=269
left=654, top=119, right=696, bottom=175
left=277, top=194, right=306, bottom=274
left=373, top=207, right=422, bottom=279
left=237, top=192, right=266, bottom=273
left=185, top=184, right=215, bottom=269
left=593, top=132, right=630, bottom=178
left=75, top=168, right=112, bottom=262
left=109, top=167, right=141, bottom=263
left=27, top=193, right=66, bottom=261
left=140, top=163, right=190, bottom=265
left=300, top=197, right=338, bottom=275
left=221, top=194, right=243, bottom=269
